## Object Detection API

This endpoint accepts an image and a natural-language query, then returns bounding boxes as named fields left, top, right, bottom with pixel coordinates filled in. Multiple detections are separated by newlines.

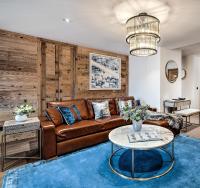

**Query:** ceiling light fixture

left=63, top=18, right=70, bottom=23
left=126, top=12, right=160, bottom=56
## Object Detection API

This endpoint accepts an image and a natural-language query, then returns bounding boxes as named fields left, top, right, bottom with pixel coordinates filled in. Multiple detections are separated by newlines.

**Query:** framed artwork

left=89, top=53, right=121, bottom=90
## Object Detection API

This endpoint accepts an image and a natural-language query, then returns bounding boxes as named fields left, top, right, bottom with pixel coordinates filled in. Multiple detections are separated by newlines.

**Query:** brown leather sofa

left=40, top=96, right=180, bottom=160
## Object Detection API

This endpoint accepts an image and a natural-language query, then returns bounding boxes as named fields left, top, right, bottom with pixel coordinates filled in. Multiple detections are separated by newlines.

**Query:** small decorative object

left=122, top=105, right=149, bottom=132
left=181, top=69, right=187, bottom=80
left=89, top=53, right=121, bottom=90
left=126, top=12, right=160, bottom=56
left=133, top=120, right=143, bottom=132
left=14, top=100, right=35, bottom=122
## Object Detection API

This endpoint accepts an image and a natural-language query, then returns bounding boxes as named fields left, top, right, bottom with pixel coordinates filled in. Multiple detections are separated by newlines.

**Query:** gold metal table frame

left=109, top=140, right=175, bottom=181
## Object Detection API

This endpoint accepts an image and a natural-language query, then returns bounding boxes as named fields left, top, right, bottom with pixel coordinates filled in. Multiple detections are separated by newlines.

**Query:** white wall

left=129, top=47, right=182, bottom=112
left=160, top=48, right=182, bottom=111
left=129, top=49, right=161, bottom=110
left=182, top=55, right=200, bottom=108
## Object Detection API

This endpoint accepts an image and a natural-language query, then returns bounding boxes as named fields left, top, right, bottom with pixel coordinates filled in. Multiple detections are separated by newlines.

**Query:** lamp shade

left=126, top=13, right=160, bottom=56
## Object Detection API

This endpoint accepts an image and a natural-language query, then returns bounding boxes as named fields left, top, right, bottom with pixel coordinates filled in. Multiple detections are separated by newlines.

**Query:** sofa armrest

left=40, top=119, right=57, bottom=159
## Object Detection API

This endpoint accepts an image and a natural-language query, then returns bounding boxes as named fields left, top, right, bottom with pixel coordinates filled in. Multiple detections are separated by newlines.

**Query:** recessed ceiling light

left=62, top=18, right=70, bottom=23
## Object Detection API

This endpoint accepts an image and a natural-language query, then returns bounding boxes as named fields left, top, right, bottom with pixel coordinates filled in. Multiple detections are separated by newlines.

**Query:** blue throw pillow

left=57, top=105, right=82, bottom=125
left=57, top=106, right=75, bottom=125
left=71, top=105, right=82, bottom=121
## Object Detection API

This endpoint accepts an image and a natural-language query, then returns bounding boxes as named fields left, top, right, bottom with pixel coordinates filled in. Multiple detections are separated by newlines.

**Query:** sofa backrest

left=47, top=96, right=135, bottom=120
left=47, top=99, right=89, bottom=120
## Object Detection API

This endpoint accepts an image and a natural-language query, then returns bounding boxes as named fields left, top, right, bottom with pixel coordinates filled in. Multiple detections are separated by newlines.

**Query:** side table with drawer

left=1, top=117, right=41, bottom=171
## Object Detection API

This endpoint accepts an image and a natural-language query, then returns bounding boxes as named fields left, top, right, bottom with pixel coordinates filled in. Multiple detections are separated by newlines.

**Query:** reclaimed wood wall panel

left=75, top=46, right=128, bottom=98
left=0, top=29, right=129, bottom=122
left=41, top=42, right=57, bottom=114
left=44, top=42, right=57, bottom=102
left=40, top=42, right=75, bottom=113
left=0, top=30, right=40, bottom=124
left=45, top=43, right=56, bottom=78
left=58, top=45, right=74, bottom=101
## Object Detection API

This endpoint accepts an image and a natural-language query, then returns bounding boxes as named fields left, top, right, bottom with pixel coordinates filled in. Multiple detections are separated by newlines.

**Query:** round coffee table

left=109, top=124, right=175, bottom=181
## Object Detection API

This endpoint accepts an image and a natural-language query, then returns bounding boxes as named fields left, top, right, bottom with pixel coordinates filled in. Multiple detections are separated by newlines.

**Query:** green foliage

left=122, top=105, right=149, bottom=122
left=14, top=100, right=35, bottom=115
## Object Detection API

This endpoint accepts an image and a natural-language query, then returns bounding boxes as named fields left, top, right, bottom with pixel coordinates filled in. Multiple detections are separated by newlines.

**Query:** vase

left=132, top=120, right=143, bottom=132
left=15, top=114, right=28, bottom=122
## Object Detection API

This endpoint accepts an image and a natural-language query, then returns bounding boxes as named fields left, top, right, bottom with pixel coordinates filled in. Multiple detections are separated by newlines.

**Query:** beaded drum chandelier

left=126, top=12, right=160, bottom=56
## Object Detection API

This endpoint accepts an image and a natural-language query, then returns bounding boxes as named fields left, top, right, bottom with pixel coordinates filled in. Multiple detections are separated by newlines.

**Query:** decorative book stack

left=128, top=131, right=163, bottom=143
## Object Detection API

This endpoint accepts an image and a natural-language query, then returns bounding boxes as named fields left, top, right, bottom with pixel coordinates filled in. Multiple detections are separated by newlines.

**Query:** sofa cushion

left=109, top=99, right=118, bottom=115
left=57, top=105, right=81, bottom=125
left=55, top=120, right=103, bottom=142
left=72, top=105, right=82, bottom=120
left=92, top=101, right=111, bottom=120
left=45, top=108, right=63, bottom=126
left=117, top=100, right=133, bottom=115
left=115, top=96, right=135, bottom=114
left=48, top=99, right=89, bottom=120
left=87, top=98, right=117, bottom=119
left=95, top=115, right=131, bottom=130
left=143, top=120, right=169, bottom=127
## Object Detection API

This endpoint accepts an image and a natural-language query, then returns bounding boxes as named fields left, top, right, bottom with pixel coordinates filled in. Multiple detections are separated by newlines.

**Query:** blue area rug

left=118, top=149, right=164, bottom=172
left=2, top=135, right=200, bottom=188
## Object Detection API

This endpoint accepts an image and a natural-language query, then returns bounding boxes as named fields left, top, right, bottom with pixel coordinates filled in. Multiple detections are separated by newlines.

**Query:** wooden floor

left=0, top=172, right=3, bottom=187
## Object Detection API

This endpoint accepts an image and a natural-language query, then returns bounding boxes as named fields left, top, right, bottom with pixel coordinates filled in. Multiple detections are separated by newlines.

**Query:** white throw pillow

left=118, top=100, right=133, bottom=115
left=92, top=101, right=111, bottom=120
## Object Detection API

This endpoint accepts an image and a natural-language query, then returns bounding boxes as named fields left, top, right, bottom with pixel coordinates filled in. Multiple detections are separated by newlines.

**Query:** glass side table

left=1, top=117, right=41, bottom=171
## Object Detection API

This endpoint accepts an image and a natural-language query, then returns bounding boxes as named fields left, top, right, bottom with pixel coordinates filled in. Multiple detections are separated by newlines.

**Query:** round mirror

left=165, top=60, right=178, bottom=83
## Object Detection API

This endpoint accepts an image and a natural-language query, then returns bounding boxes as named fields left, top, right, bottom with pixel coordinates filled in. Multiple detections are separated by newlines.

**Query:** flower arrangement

left=14, top=100, right=35, bottom=116
left=122, top=105, right=149, bottom=122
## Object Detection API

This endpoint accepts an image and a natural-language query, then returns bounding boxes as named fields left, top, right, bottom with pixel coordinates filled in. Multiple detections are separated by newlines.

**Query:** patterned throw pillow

left=71, top=105, right=82, bottom=121
left=118, top=100, right=133, bottom=115
left=92, top=101, right=111, bottom=120
left=57, top=105, right=82, bottom=125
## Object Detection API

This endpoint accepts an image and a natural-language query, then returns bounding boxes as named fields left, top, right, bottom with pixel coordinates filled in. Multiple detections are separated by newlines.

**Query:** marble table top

left=109, top=124, right=174, bottom=150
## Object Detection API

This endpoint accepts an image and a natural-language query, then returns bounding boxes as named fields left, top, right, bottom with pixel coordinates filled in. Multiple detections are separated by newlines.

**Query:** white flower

left=14, top=102, right=35, bottom=115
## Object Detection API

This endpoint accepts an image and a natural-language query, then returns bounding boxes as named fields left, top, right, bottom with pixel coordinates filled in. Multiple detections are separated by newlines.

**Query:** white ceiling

left=0, top=0, right=200, bottom=55
left=179, top=43, right=200, bottom=57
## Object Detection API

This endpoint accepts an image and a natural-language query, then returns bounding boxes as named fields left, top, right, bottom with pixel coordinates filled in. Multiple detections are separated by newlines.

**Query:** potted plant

left=14, top=100, right=35, bottom=122
left=122, top=105, right=149, bottom=131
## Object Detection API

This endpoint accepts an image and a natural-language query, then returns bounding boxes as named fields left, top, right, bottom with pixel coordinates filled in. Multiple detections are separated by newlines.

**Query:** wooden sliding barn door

left=41, top=42, right=57, bottom=114
left=41, top=41, right=74, bottom=114
left=58, top=45, right=74, bottom=101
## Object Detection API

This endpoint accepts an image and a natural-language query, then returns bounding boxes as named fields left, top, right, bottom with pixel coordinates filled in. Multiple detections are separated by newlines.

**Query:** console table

left=1, top=117, right=41, bottom=171
left=163, top=99, right=191, bottom=113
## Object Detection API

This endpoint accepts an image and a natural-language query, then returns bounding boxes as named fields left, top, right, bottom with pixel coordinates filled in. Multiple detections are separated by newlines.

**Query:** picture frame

left=89, top=53, right=121, bottom=90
